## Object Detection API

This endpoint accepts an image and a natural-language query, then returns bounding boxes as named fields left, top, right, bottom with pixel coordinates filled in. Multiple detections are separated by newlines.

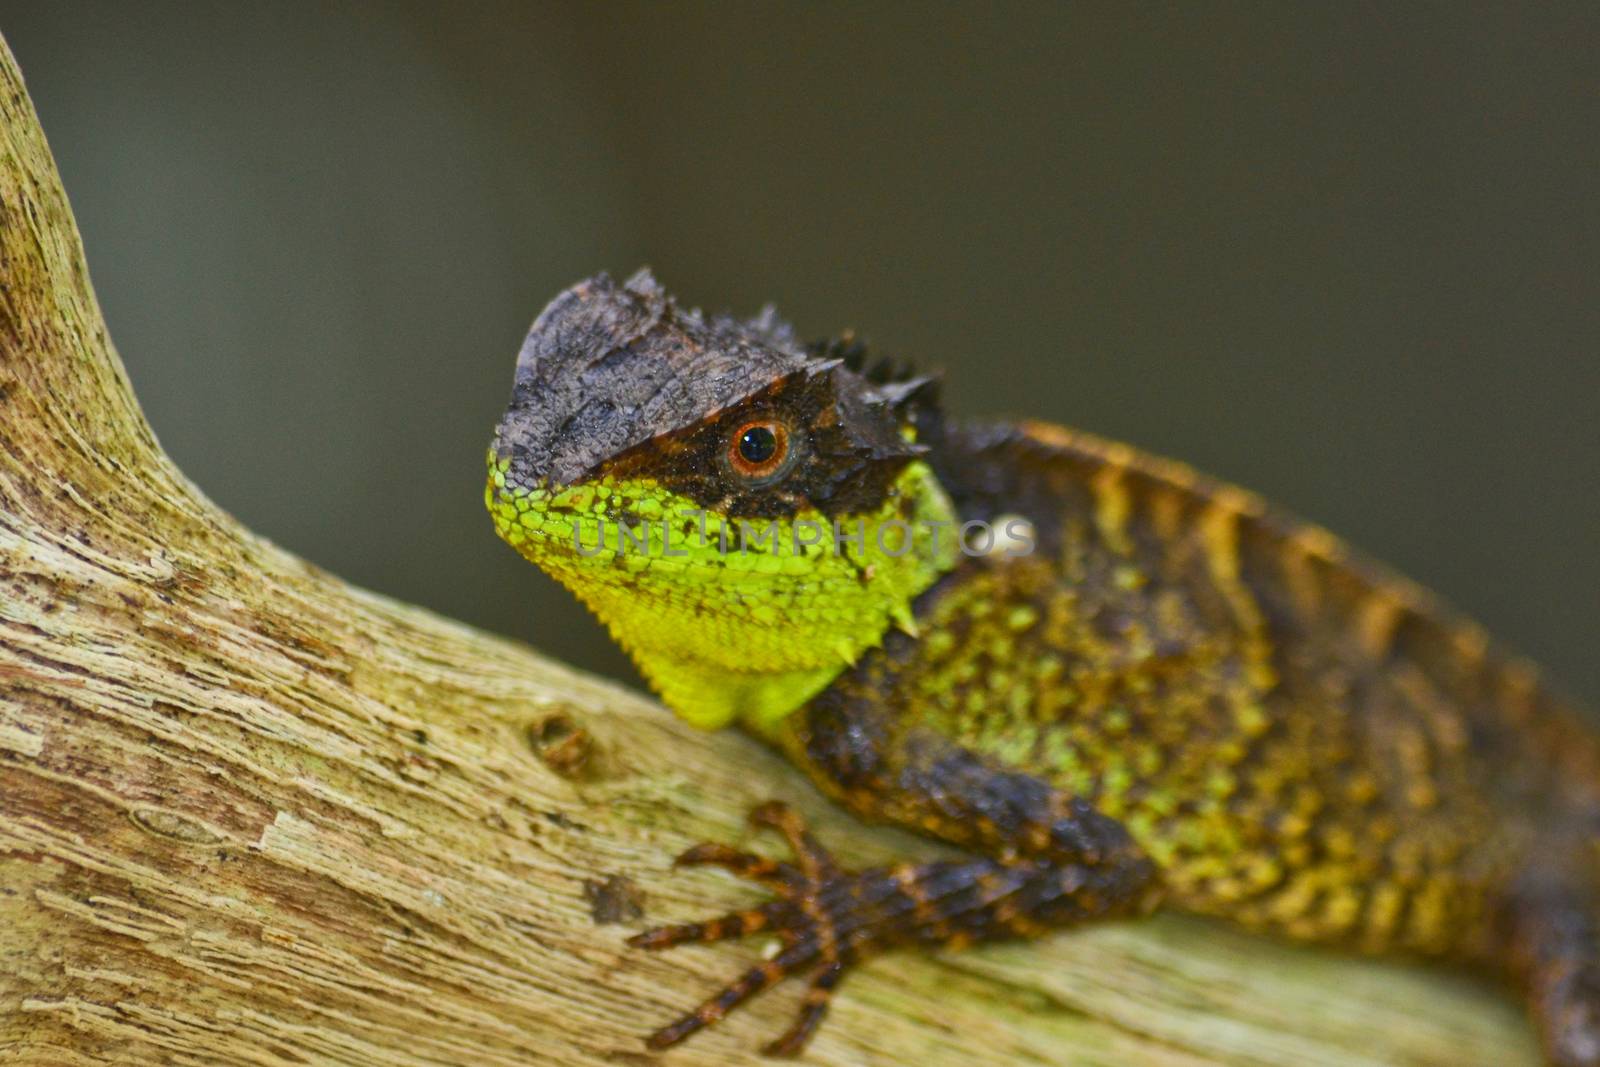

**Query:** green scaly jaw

left=487, top=454, right=959, bottom=732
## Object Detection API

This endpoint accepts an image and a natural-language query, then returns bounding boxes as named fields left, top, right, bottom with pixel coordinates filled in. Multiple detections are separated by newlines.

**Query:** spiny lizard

left=487, top=271, right=1599, bottom=1064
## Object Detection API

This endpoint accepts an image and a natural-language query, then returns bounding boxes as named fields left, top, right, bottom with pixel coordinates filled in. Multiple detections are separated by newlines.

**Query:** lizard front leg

left=629, top=731, right=1161, bottom=1056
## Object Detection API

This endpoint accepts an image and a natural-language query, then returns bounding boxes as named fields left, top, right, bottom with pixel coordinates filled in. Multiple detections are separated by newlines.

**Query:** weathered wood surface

left=0, top=32, right=1537, bottom=1067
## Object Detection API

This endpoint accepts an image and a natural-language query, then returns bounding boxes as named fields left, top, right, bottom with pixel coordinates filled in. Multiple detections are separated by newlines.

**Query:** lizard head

left=487, top=270, right=959, bottom=731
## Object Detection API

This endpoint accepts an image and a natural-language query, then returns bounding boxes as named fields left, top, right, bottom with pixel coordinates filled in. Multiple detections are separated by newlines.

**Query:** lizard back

left=796, top=416, right=1600, bottom=960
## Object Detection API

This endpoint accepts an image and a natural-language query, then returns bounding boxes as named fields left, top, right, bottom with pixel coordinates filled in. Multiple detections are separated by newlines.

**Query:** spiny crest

left=808, top=331, right=907, bottom=384
left=807, top=331, right=942, bottom=421
left=494, top=270, right=944, bottom=513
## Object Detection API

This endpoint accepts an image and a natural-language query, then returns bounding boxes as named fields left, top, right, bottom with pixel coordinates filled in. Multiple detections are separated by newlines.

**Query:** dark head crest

left=807, top=332, right=941, bottom=422
left=493, top=270, right=943, bottom=516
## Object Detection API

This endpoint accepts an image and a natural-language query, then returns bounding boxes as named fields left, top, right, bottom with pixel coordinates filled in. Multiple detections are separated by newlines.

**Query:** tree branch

left=0, top=33, right=1535, bottom=1067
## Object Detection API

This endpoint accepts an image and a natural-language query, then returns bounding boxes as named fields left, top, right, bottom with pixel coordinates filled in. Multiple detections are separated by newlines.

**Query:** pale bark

left=0, top=33, right=1537, bottom=1067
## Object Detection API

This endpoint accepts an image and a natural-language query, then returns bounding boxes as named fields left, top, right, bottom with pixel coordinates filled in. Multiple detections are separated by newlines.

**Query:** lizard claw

left=628, top=802, right=851, bottom=1055
left=628, top=800, right=1129, bottom=1055
left=630, top=796, right=1158, bottom=1055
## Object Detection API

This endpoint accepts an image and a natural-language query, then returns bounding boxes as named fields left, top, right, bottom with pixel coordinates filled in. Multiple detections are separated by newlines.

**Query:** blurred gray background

left=3, top=3, right=1596, bottom=704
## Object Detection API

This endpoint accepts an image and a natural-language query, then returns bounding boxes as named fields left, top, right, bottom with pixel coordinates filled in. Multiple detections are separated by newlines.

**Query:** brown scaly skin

left=767, top=418, right=1600, bottom=1057
left=492, top=274, right=1600, bottom=1064
left=639, top=413, right=1600, bottom=1064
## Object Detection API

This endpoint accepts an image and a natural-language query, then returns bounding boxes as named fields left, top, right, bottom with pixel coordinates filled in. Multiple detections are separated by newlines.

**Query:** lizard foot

left=627, top=801, right=850, bottom=1056
left=628, top=799, right=1150, bottom=1056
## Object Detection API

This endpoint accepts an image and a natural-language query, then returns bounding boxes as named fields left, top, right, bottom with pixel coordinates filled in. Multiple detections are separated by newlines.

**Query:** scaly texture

left=490, top=273, right=1595, bottom=1062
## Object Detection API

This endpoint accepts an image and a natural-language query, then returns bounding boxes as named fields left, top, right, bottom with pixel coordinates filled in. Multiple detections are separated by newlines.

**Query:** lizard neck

left=639, top=656, right=845, bottom=740
left=611, top=460, right=962, bottom=733
left=493, top=458, right=962, bottom=732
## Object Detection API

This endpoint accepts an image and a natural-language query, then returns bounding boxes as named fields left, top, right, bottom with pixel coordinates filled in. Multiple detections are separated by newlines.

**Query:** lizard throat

left=487, top=457, right=961, bottom=731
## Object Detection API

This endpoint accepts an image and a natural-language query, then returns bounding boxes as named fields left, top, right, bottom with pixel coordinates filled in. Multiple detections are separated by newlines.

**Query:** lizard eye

left=725, top=417, right=797, bottom=485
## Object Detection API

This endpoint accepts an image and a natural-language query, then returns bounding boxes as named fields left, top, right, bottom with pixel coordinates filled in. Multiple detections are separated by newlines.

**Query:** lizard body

left=488, top=271, right=1600, bottom=1063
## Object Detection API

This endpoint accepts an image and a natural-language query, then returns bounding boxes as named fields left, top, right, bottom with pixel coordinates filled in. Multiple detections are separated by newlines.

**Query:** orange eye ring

left=725, top=417, right=794, bottom=483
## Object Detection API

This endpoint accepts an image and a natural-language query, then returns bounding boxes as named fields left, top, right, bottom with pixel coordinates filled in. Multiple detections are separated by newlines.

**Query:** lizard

left=486, top=269, right=1600, bottom=1064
